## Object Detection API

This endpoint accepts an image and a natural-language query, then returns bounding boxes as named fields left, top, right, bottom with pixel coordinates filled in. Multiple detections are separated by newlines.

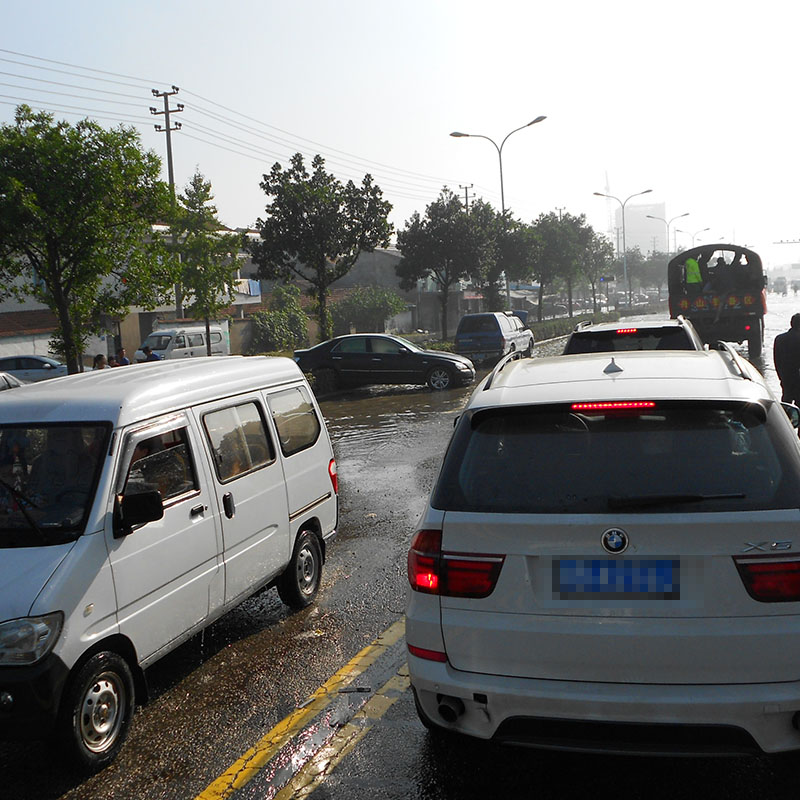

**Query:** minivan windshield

left=143, top=334, right=172, bottom=352
left=0, top=423, right=109, bottom=546
left=433, top=402, right=800, bottom=514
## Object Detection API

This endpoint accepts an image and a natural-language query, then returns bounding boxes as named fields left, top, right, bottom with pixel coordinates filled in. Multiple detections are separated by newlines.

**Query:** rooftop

left=471, top=350, right=771, bottom=410
left=0, top=356, right=302, bottom=427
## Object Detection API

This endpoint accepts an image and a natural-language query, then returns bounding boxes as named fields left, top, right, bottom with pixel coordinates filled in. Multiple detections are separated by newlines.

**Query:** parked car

left=454, top=312, right=534, bottom=364
left=0, top=356, right=338, bottom=769
left=134, top=325, right=229, bottom=362
left=562, top=316, right=705, bottom=354
left=0, top=355, right=68, bottom=382
left=406, top=344, right=800, bottom=755
left=0, top=372, right=25, bottom=390
left=293, top=333, right=475, bottom=391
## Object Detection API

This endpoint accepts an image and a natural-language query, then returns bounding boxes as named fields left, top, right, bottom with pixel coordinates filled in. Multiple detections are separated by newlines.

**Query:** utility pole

left=556, top=206, right=566, bottom=221
left=459, top=184, right=473, bottom=212
left=150, top=86, right=184, bottom=317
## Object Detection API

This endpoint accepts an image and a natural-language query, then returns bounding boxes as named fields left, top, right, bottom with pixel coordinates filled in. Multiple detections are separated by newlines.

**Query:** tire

left=57, top=651, right=135, bottom=771
left=278, top=530, right=322, bottom=609
left=427, top=366, right=453, bottom=391
left=523, top=338, right=533, bottom=358
left=747, top=322, right=763, bottom=359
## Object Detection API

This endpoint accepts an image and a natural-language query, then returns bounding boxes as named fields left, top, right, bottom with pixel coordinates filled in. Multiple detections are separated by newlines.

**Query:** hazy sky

left=3, top=0, right=800, bottom=268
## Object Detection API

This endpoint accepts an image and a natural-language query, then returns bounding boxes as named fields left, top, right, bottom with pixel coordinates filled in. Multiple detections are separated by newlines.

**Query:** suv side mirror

left=114, top=490, right=164, bottom=537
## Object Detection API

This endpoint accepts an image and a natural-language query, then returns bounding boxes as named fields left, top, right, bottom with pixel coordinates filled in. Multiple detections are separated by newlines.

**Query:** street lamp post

left=451, top=117, right=547, bottom=305
left=675, top=227, right=711, bottom=248
left=450, top=116, right=547, bottom=216
left=593, top=189, right=653, bottom=305
left=646, top=212, right=689, bottom=257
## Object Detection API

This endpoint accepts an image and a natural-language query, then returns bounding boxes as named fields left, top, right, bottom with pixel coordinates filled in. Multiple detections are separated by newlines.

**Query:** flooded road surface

left=5, top=296, right=800, bottom=800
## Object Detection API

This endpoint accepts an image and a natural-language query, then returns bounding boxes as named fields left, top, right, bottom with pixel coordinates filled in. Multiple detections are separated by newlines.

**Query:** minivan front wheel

left=427, top=367, right=453, bottom=391
left=58, top=651, right=135, bottom=771
left=278, top=531, right=322, bottom=609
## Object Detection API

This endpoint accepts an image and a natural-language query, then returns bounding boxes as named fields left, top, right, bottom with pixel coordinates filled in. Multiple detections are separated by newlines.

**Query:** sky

left=3, top=0, right=800, bottom=270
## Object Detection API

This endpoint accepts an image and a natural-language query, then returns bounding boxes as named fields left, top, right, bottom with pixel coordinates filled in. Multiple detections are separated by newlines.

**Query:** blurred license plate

left=554, top=559, right=680, bottom=600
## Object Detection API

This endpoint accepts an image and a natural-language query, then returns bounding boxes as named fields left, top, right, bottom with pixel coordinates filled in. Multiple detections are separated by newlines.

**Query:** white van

left=0, top=357, right=338, bottom=769
left=134, top=325, right=229, bottom=361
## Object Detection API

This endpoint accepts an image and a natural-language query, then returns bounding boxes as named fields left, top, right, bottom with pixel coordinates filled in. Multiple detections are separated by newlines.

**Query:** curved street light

left=646, top=212, right=689, bottom=256
left=593, top=189, right=653, bottom=305
left=450, top=116, right=547, bottom=215
left=675, top=227, right=711, bottom=248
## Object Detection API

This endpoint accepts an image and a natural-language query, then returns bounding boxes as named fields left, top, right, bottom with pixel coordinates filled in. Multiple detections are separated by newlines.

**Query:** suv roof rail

left=483, top=351, right=522, bottom=390
left=709, top=340, right=752, bottom=381
left=574, top=320, right=593, bottom=331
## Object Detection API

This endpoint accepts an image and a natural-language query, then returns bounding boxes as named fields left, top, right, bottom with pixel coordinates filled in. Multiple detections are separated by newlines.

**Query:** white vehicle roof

left=0, top=356, right=303, bottom=427
left=471, top=349, right=772, bottom=410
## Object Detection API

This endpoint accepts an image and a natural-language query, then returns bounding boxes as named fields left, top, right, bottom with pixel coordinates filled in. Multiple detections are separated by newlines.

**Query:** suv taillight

left=407, top=529, right=505, bottom=598
left=734, top=556, right=800, bottom=602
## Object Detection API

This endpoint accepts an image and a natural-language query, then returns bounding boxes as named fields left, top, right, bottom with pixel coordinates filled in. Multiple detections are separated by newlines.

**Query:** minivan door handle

left=190, top=504, right=206, bottom=518
left=222, top=492, right=235, bottom=519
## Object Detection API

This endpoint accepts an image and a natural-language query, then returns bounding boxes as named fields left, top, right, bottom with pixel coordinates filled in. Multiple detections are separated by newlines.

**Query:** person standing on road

left=773, top=313, right=800, bottom=403
left=116, top=347, right=130, bottom=366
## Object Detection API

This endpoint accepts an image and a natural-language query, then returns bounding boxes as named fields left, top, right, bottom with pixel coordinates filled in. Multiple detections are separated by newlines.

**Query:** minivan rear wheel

left=58, top=651, right=135, bottom=771
left=278, top=531, right=322, bottom=609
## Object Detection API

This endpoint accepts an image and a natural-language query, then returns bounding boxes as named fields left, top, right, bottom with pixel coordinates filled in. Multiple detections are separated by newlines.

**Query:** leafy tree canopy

left=173, top=170, right=242, bottom=350
left=0, top=105, right=174, bottom=372
left=249, top=153, right=393, bottom=341
left=396, top=188, right=482, bottom=339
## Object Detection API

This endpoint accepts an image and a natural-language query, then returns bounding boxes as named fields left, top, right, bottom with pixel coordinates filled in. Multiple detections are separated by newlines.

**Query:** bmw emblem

left=601, top=528, right=629, bottom=555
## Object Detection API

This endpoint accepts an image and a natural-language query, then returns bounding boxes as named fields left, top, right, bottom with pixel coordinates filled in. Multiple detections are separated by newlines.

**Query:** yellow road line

left=274, top=664, right=411, bottom=800
left=195, top=618, right=406, bottom=800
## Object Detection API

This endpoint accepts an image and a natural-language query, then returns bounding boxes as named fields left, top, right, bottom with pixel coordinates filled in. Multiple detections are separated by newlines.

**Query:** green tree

left=640, top=249, right=669, bottom=298
left=467, top=200, right=506, bottom=310
left=249, top=153, right=393, bottom=341
left=0, top=105, right=173, bottom=372
left=331, top=286, right=406, bottom=335
left=580, top=232, right=616, bottom=312
left=396, top=188, right=481, bottom=340
left=173, top=170, right=242, bottom=354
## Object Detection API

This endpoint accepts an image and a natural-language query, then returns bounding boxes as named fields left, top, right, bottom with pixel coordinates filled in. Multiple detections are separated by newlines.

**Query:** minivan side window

left=187, top=334, right=204, bottom=348
left=210, top=332, right=222, bottom=345
left=122, top=427, right=198, bottom=502
left=269, top=387, right=321, bottom=457
left=174, top=335, right=186, bottom=348
left=203, top=402, right=275, bottom=482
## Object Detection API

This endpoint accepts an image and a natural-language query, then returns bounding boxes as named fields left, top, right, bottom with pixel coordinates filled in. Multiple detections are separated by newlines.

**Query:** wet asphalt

left=3, top=294, right=800, bottom=799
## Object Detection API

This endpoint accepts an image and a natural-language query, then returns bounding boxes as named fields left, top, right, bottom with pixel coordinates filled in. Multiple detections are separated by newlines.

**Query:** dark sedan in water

left=293, top=334, right=476, bottom=390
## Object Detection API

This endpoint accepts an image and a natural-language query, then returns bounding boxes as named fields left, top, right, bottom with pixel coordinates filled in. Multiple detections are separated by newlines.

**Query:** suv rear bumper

left=410, top=655, right=800, bottom=754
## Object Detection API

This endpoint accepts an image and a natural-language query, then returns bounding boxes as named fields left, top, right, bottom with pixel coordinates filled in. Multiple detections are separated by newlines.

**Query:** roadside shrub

left=529, top=311, right=619, bottom=341
left=331, top=286, right=407, bottom=335
left=247, top=284, right=308, bottom=354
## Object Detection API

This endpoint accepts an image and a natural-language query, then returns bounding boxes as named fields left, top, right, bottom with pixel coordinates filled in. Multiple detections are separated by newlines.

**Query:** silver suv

left=406, top=346, right=800, bottom=755
left=563, top=316, right=704, bottom=354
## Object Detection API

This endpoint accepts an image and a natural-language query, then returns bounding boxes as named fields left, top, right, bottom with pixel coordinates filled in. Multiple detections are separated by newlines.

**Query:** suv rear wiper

left=608, top=493, right=746, bottom=510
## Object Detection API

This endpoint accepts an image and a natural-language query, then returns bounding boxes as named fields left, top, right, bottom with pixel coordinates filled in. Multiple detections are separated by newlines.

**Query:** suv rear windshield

left=457, top=315, right=499, bottom=334
left=433, top=402, right=800, bottom=514
left=564, top=328, right=695, bottom=354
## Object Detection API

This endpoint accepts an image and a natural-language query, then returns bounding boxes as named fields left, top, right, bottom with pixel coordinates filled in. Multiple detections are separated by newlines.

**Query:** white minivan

left=0, top=357, right=338, bottom=769
left=134, top=325, right=229, bottom=361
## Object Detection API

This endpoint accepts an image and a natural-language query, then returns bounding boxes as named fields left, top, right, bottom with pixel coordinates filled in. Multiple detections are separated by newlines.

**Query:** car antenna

left=603, top=357, right=623, bottom=375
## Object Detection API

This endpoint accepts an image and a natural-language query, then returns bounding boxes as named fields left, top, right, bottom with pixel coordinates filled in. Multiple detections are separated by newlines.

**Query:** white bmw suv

left=406, top=344, right=800, bottom=755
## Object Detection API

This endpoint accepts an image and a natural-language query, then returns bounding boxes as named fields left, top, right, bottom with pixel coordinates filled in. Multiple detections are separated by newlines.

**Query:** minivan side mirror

left=114, top=490, right=164, bottom=537
left=782, top=402, right=800, bottom=429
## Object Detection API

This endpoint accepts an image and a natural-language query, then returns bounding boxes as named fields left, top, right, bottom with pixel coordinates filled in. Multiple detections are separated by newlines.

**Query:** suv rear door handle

left=222, top=492, right=235, bottom=519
